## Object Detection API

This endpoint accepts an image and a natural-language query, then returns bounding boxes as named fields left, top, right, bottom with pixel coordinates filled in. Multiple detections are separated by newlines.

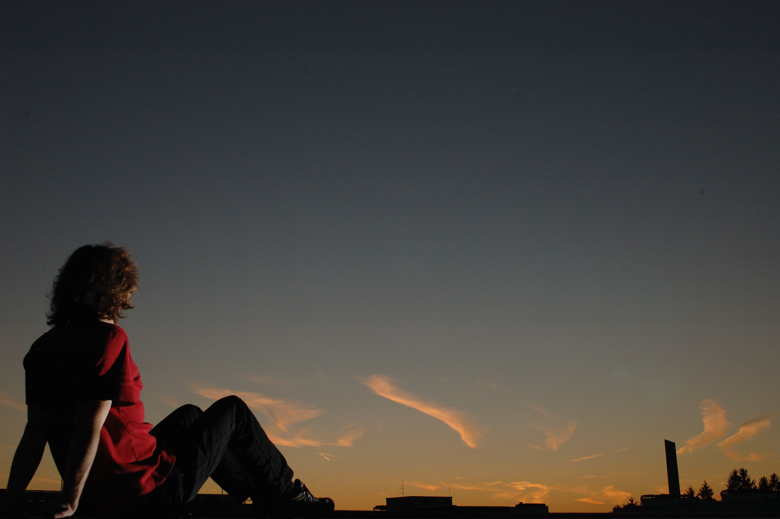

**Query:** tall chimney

left=665, top=440, right=681, bottom=497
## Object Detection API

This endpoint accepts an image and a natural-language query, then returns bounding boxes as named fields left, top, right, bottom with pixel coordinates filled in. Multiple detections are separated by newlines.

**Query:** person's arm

left=52, top=400, right=112, bottom=519
left=0, top=407, right=47, bottom=516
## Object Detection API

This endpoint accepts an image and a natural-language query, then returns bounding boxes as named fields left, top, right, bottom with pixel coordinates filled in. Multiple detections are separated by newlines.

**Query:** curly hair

left=47, top=243, right=139, bottom=326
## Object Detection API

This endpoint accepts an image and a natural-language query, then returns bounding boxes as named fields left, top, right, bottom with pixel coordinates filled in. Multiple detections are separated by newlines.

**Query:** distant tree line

left=722, top=467, right=780, bottom=495
left=682, top=468, right=780, bottom=500
left=616, top=468, right=780, bottom=510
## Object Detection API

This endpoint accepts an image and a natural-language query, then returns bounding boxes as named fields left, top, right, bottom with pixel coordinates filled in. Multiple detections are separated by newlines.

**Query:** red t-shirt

left=24, top=322, right=175, bottom=516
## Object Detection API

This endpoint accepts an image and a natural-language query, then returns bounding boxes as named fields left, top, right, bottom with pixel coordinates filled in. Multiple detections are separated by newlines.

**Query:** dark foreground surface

left=2, top=490, right=779, bottom=519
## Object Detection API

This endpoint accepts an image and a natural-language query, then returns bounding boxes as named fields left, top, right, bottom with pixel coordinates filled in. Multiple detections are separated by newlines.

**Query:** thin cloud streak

left=678, top=399, right=730, bottom=454
left=408, top=481, right=441, bottom=492
left=361, top=374, right=481, bottom=448
left=571, top=453, right=605, bottom=462
left=717, top=414, right=772, bottom=461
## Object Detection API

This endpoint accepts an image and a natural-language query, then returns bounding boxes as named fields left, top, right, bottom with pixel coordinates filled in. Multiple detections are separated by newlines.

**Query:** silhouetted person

left=0, top=243, right=334, bottom=519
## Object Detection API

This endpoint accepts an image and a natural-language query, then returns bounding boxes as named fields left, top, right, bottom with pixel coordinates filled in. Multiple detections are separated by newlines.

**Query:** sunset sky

left=1, top=1, right=779, bottom=513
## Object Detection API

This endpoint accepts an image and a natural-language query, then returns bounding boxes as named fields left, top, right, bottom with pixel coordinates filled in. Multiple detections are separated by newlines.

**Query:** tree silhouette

left=697, top=481, right=714, bottom=501
left=726, top=468, right=756, bottom=492
left=758, top=476, right=770, bottom=492
left=613, top=496, right=639, bottom=511
left=769, top=473, right=780, bottom=493
left=683, top=485, right=695, bottom=499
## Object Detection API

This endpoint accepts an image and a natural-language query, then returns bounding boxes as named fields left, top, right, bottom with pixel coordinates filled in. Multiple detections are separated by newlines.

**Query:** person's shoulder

left=25, top=328, right=58, bottom=366
left=100, top=322, right=129, bottom=342
left=93, top=322, right=130, bottom=359
left=43, top=322, right=129, bottom=353
left=30, top=326, right=58, bottom=344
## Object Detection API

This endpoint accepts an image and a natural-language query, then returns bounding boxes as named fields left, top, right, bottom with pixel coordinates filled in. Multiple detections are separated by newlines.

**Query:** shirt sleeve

left=90, top=326, right=139, bottom=404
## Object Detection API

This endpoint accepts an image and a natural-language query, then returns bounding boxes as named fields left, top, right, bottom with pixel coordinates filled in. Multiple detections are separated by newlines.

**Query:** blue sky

left=1, top=1, right=779, bottom=512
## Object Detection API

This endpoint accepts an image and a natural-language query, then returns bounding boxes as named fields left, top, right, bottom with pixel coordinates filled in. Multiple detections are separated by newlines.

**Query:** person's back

left=25, top=320, right=174, bottom=515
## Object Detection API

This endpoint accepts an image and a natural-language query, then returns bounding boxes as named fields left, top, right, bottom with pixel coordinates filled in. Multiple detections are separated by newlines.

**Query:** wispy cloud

left=577, top=486, right=632, bottom=505
left=571, top=453, right=604, bottom=463
left=194, top=385, right=321, bottom=432
left=525, top=403, right=556, bottom=419
left=526, top=404, right=578, bottom=450
left=334, top=423, right=368, bottom=447
left=0, top=391, right=26, bottom=412
left=429, top=480, right=553, bottom=503
left=577, top=497, right=603, bottom=505
left=717, top=414, right=772, bottom=461
left=507, top=482, right=554, bottom=502
left=447, top=482, right=487, bottom=492
left=269, top=431, right=323, bottom=448
left=678, top=399, right=730, bottom=454
left=598, top=486, right=633, bottom=504
left=408, top=481, right=441, bottom=492
left=361, top=374, right=481, bottom=448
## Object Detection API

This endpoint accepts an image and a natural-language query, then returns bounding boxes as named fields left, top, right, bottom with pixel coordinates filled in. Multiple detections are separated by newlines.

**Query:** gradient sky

left=1, top=1, right=779, bottom=513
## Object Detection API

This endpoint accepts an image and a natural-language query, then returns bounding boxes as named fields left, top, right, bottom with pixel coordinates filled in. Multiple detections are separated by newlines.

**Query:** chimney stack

left=664, top=440, right=681, bottom=497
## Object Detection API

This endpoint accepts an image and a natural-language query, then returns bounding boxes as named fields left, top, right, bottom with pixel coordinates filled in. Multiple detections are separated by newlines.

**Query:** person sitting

left=0, top=243, right=334, bottom=518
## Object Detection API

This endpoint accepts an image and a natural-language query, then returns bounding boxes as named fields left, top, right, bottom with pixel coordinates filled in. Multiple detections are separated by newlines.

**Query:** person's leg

left=149, top=402, right=267, bottom=505
left=151, top=404, right=203, bottom=441
left=142, top=405, right=205, bottom=513
left=162, top=396, right=295, bottom=504
left=209, top=448, right=264, bottom=503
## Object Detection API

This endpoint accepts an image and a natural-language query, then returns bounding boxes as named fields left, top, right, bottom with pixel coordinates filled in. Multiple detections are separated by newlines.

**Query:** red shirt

left=24, top=322, right=175, bottom=516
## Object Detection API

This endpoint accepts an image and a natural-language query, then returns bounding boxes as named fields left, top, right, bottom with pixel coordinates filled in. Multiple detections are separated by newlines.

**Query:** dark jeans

left=148, top=396, right=295, bottom=506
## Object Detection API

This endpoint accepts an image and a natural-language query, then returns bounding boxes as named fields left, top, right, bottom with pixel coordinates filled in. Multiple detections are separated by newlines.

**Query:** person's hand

left=49, top=503, right=77, bottom=519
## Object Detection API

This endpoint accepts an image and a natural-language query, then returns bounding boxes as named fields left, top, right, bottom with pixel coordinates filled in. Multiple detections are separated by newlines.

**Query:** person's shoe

left=277, top=480, right=335, bottom=518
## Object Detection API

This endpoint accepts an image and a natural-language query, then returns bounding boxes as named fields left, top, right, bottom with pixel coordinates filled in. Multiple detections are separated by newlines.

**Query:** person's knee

left=219, top=395, right=246, bottom=409
left=212, top=395, right=251, bottom=417
left=152, top=404, right=204, bottom=438
left=177, top=404, right=203, bottom=423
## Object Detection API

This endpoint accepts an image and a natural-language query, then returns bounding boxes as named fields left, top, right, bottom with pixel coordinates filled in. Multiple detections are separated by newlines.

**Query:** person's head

left=47, top=243, right=138, bottom=326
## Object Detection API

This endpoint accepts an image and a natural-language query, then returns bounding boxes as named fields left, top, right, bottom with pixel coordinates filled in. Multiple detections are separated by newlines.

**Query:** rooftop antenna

left=401, top=478, right=405, bottom=497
